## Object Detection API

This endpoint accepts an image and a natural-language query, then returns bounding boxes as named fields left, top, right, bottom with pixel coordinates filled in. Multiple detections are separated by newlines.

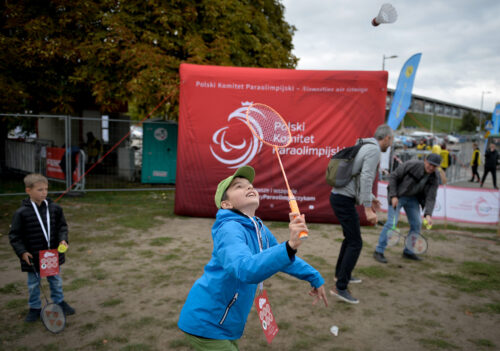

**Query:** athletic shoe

left=329, top=287, right=359, bottom=304
left=349, top=276, right=362, bottom=284
left=25, top=308, right=41, bottom=322
left=373, top=251, right=388, bottom=264
left=334, top=277, right=362, bottom=284
left=58, top=301, right=75, bottom=315
left=402, top=252, right=422, bottom=261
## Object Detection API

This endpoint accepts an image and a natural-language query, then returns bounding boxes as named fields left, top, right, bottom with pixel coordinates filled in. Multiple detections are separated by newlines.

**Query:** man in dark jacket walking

left=480, top=143, right=498, bottom=189
left=373, top=154, right=441, bottom=263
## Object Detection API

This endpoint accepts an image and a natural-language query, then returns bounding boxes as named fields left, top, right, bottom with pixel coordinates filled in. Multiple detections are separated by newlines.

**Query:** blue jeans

left=27, top=272, right=64, bottom=308
left=375, top=196, right=421, bottom=255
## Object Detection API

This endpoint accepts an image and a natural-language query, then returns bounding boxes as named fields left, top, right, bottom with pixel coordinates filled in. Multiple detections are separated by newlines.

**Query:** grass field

left=401, top=112, right=460, bottom=133
left=1, top=191, right=499, bottom=350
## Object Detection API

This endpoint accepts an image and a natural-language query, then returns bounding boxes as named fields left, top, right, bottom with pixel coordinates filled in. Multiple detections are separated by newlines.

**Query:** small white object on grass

left=372, top=3, right=398, bottom=26
left=330, top=325, right=339, bottom=336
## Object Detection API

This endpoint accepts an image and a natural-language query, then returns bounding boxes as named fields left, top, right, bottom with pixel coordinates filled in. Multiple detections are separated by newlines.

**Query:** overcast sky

left=281, top=0, right=500, bottom=112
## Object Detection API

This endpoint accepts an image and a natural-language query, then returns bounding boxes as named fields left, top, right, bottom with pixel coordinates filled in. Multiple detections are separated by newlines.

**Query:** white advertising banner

left=444, top=186, right=499, bottom=224
left=377, top=182, right=499, bottom=225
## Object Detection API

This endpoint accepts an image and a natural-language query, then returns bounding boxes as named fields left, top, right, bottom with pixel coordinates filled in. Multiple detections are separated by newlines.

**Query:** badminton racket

left=404, top=231, right=428, bottom=255
left=29, top=258, right=66, bottom=333
left=245, top=103, right=308, bottom=239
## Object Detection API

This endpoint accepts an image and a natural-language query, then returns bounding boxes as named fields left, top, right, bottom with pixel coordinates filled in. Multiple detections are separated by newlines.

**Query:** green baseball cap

left=214, top=166, right=255, bottom=209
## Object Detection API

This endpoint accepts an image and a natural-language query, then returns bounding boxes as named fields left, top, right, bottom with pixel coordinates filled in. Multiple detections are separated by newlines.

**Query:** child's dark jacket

left=9, top=198, right=68, bottom=272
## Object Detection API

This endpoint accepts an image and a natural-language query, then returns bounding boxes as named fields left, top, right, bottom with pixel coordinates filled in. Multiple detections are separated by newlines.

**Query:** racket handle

left=289, top=199, right=308, bottom=239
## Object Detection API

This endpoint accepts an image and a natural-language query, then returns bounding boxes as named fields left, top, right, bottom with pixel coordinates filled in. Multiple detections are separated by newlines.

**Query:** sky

left=281, top=0, right=500, bottom=112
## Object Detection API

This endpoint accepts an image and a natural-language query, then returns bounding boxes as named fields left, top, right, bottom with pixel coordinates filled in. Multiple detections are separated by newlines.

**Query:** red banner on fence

left=174, top=64, right=387, bottom=223
left=46, top=147, right=79, bottom=182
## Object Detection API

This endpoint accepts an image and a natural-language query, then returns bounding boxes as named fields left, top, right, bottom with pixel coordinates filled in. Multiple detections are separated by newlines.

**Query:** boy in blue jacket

left=178, top=166, right=328, bottom=350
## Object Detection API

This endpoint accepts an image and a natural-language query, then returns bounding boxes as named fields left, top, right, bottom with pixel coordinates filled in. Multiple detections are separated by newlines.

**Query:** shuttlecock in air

left=372, top=3, right=398, bottom=26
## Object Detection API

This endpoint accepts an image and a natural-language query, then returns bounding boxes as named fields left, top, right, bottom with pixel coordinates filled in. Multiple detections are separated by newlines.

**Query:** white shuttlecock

left=372, top=3, right=398, bottom=26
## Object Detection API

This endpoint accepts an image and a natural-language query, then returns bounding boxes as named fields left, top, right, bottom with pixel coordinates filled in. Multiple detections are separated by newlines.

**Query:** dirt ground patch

left=1, top=196, right=500, bottom=351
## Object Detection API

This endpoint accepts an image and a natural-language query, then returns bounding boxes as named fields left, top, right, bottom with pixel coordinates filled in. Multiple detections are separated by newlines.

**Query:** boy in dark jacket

left=178, top=166, right=327, bottom=350
left=9, top=174, right=75, bottom=322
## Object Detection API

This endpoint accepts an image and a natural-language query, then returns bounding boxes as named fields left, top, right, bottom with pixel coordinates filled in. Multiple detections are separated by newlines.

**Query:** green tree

left=0, top=0, right=297, bottom=119
left=459, top=111, right=478, bottom=132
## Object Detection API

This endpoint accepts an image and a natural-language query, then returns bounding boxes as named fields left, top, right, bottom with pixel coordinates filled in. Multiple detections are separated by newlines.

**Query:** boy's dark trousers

left=330, top=193, right=362, bottom=290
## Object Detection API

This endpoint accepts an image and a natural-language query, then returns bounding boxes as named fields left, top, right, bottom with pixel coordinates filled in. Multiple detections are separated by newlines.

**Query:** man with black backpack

left=329, top=124, right=393, bottom=304
left=373, top=153, right=441, bottom=264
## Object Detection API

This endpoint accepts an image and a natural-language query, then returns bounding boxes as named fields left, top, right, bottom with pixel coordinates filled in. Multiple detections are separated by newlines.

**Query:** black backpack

left=325, top=140, right=373, bottom=187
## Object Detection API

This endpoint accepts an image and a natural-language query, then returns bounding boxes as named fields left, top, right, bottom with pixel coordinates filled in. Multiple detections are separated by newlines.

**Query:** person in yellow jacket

left=416, top=139, right=426, bottom=159
left=440, top=144, right=450, bottom=172
left=431, top=142, right=442, bottom=155
left=469, top=143, right=481, bottom=182
left=85, top=132, right=103, bottom=165
left=430, top=142, right=445, bottom=184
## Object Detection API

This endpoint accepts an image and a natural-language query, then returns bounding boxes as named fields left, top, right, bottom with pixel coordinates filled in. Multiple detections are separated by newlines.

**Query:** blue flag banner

left=387, top=53, right=422, bottom=130
left=491, top=103, right=500, bottom=134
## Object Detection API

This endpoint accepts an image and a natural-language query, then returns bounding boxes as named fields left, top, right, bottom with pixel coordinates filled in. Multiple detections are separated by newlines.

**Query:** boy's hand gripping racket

left=245, top=103, right=308, bottom=239
left=29, top=258, right=66, bottom=333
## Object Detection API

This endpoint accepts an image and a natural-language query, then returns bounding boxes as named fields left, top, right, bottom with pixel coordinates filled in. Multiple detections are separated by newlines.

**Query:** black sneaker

left=349, top=276, right=362, bottom=284
left=58, top=301, right=75, bottom=315
left=402, top=252, right=422, bottom=261
left=373, top=251, right=388, bottom=263
left=25, top=308, right=41, bottom=322
left=329, top=287, right=359, bottom=304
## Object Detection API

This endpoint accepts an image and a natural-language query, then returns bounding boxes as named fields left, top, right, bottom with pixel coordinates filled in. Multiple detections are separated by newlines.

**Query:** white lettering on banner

left=194, top=80, right=371, bottom=96
left=377, top=181, right=499, bottom=225
left=210, top=101, right=365, bottom=169
left=273, top=135, right=289, bottom=143
left=195, top=81, right=217, bottom=88
left=260, top=194, right=316, bottom=201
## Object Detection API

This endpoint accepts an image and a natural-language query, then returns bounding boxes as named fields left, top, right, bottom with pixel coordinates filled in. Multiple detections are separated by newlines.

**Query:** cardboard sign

left=254, top=290, right=278, bottom=344
left=39, top=249, right=59, bottom=277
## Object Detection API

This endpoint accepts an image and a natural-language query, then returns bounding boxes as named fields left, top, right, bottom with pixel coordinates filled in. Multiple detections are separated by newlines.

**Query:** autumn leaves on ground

left=1, top=191, right=499, bottom=351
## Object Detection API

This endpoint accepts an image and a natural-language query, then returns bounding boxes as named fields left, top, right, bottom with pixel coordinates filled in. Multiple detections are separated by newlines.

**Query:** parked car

left=445, top=134, right=460, bottom=144
left=398, top=135, right=417, bottom=147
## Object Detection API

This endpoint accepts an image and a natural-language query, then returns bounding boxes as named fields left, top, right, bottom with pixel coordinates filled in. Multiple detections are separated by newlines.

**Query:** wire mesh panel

left=0, top=113, right=177, bottom=195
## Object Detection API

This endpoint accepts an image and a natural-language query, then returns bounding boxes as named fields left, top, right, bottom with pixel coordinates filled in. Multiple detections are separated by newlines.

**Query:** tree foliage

left=0, top=0, right=297, bottom=119
left=459, top=111, right=478, bottom=132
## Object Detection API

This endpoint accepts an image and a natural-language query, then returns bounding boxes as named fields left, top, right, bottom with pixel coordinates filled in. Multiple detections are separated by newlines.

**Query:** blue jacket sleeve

left=265, top=228, right=325, bottom=289
left=213, top=222, right=294, bottom=284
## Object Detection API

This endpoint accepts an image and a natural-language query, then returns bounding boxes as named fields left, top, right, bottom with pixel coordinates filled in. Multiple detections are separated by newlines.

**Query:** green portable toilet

left=141, top=120, right=178, bottom=183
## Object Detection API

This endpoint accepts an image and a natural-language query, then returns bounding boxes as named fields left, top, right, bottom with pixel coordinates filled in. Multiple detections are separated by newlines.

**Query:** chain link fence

left=1, top=113, right=176, bottom=196
left=387, top=142, right=476, bottom=184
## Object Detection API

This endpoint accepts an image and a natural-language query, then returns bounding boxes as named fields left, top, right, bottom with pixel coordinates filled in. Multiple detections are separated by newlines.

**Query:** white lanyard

left=31, top=200, right=51, bottom=247
left=249, top=216, right=268, bottom=292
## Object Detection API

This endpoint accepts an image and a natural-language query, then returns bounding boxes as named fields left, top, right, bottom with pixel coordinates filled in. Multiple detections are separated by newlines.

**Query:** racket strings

left=246, top=104, right=291, bottom=147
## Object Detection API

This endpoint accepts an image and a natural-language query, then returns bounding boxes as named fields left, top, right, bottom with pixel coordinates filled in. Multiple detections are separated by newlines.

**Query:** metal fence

left=389, top=142, right=475, bottom=184
left=1, top=113, right=174, bottom=196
